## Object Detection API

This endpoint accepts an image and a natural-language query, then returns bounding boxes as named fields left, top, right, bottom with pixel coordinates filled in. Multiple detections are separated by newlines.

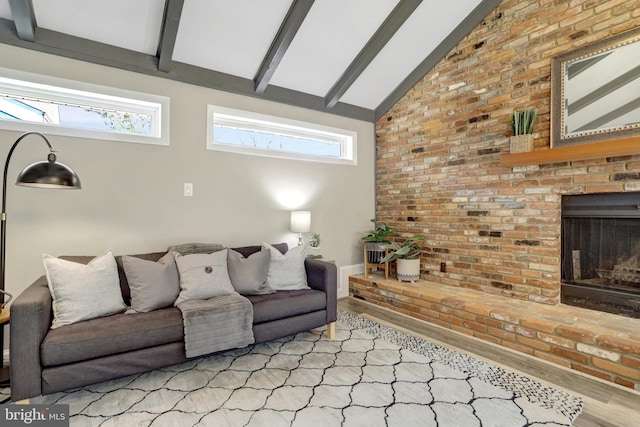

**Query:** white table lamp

left=290, top=211, right=310, bottom=246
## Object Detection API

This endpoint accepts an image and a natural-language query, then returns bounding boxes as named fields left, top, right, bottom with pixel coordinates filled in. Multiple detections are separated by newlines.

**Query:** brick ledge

left=349, top=274, right=640, bottom=390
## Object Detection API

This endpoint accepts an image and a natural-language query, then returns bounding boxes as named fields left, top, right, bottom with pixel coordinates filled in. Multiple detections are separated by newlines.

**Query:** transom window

left=0, top=68, right=169, bottom=146
left=207, top=106, right=356, bottom=165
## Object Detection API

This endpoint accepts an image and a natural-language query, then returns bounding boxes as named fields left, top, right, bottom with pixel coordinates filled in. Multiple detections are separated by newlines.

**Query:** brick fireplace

left=362, top=0, right=640, bottom=390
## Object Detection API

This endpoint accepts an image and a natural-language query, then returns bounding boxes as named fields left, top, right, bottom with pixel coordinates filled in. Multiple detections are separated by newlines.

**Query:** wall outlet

left=184, top=183, right=193, bottom=197
left=440, top=262, right=446, bottom=273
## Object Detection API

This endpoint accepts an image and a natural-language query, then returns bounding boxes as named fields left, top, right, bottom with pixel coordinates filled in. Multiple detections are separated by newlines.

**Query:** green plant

left=510, top=108, right=538, bottom=135
left=381, top=235, right=426, bottom=262
left=308, top=232, right=320, bottom=248
left=362, top=218, right=395, bottom=243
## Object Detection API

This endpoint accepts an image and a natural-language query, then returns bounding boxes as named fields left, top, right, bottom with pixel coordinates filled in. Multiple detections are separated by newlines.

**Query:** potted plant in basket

left=509, top=108, right=538, bottom=153
left=381, top=235, right=426, bottom=282
left=362, top=219, right=395, bottom=264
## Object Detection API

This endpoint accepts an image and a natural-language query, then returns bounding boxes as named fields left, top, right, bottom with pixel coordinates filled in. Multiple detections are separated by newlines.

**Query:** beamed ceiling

left=0, top=0, right=502, bottom=122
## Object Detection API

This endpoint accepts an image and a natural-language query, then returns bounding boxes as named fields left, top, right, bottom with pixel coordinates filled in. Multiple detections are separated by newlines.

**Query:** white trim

left=339, top=264, right=364, bottom=299
left=207, top=105, right=357, bottom=165
left=0, top=67, right=170, bottom=146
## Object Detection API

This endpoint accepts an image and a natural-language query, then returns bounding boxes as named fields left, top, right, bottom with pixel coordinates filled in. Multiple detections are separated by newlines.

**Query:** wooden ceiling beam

left=324, top=0, right=422, bottom=109
left=253, top=0, right=314, bottom=94
left=157, top=0, right=185, bottom=73
left=8, top=0, right=35, bottom=42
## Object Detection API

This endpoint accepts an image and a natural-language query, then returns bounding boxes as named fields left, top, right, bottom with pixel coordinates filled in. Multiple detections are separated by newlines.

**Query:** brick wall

left=375, top=0, right=640, bottom=304
left=367, top=0, right=640, bottom=389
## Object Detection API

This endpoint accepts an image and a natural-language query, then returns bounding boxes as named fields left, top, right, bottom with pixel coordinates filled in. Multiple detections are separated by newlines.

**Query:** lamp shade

left=290, top=211, right=311, bottom=233
left=16, top=155, right=81, bottom=189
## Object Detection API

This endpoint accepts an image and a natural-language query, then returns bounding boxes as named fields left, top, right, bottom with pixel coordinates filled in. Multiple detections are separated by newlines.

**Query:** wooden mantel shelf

left=500, top=137, right=640, bottom=167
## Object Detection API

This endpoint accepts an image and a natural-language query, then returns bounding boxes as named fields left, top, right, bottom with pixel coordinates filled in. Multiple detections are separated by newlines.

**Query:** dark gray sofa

left=9, top=243, right=337, bottom=401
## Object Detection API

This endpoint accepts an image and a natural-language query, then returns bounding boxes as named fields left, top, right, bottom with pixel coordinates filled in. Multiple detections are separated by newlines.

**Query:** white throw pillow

left=43, top=250, right=126, bottom=329
left=173, top=249, right=235, bottom=305
left=262, top=242, right=309, bottom=291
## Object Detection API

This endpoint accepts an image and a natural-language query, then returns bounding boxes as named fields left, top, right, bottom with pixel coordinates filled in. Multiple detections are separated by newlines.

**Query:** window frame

left=0, top=67, right=169, bottom=146
left=206, top=105, right=357, bottom=165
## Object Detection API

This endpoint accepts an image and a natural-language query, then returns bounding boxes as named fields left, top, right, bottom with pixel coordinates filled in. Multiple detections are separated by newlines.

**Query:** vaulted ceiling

left=0, top=0, right=502, bottom=122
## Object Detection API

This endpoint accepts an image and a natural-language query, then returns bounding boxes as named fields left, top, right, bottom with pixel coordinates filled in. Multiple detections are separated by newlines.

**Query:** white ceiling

left=267, top=0, right=399, bottom=97
left=0, top=0, right=501, bottom=121
left=172, top=0, right=293, bottom=79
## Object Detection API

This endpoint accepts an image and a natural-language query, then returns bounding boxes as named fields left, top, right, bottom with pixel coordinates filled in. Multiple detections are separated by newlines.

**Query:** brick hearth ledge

left=350, top=274, right=640, bottom=391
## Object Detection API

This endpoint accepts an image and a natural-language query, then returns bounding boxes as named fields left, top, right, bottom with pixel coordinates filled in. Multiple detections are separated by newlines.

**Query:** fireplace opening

left=561, top=193, right=640, bottom=318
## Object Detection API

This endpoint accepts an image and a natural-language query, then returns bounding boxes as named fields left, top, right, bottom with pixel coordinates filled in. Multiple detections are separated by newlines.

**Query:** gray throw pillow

left=227, top=249, right=274, bottom=295
left=122, top=251, right=180, bottom=313
left=174, top=249, right=235, bottom=305
left=262, top=242, right=309, bottom=291
left=43, top=250, right=127, bottom=329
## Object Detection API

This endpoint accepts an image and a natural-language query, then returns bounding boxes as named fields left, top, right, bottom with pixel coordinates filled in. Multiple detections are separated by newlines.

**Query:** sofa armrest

left=10, top=275, right=52, bottom=400
left=305, top=259, right=337, bottom=323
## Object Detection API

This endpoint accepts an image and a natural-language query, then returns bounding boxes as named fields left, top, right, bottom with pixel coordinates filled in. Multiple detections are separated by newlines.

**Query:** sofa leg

left=15, top=399, right=30, bottom=404
left=327, top=322, right=335, bottom=339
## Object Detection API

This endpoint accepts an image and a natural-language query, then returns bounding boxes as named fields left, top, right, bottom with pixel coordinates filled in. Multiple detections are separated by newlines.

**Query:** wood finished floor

left=338, top=297, right=640, bottom=427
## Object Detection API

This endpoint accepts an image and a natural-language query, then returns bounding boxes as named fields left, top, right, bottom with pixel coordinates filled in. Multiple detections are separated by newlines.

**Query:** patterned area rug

left=13, top=311, right=581, bottom=426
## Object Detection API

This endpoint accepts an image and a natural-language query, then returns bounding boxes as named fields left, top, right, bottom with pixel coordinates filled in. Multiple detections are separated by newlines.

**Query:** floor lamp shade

left=16, top=155, right=81, bottom=189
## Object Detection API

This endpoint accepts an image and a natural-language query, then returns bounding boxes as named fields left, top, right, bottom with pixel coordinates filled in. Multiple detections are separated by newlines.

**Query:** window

left=207, top=106, right=356, bottom=165
left=0, top=68, right=169, bottom=145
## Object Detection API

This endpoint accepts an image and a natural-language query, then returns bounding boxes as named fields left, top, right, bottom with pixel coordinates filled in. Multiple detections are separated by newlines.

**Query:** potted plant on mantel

left=362, top=219, right=395, bottom=264
left=509, top=108, right=538, bottom=153
left=381, top=235, right=426, bottom=282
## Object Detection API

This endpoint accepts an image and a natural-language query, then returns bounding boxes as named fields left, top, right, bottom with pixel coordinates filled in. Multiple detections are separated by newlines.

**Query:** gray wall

left=0, top=44, right=375, bottom=351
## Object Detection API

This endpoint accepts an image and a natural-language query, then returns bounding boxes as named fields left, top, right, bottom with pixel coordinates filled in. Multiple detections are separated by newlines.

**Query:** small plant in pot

left=381, top=235, right=426, bottom=282
left=307, top=232, right=321, bottom=257
left=308, top=232, right=320, bottom=248
left=362, top=219, right=395, bottom=264
left=509, top=108, right=538, bottom=153
left=510, top=108, right=538, bottom=136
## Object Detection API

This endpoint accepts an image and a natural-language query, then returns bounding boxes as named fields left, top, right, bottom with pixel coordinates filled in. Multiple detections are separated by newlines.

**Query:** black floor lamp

left=0, top=131, right=81, bottom=381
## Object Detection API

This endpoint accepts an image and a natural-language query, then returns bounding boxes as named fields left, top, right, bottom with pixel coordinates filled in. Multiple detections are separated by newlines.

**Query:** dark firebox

left=561, top=193, right=640, bottom=318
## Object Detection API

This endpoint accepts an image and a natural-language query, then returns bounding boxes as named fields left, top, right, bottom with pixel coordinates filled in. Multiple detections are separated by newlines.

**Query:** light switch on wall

left=184, top=183, right=193, bottom=197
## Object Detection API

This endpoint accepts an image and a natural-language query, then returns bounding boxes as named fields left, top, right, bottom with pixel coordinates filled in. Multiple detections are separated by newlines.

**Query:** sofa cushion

left=262, top=243, right=309, bottom=291
left=227, top=249, right=274, bottom=295
left=44, top=250, right=127, bottom=329
left=173, top=250, right=235, bottom=305
left=246, top=289, right=326, bottom=324
left=41, top=307, right=184, bottom=366
left=123, top=251, right=180, bottom=313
